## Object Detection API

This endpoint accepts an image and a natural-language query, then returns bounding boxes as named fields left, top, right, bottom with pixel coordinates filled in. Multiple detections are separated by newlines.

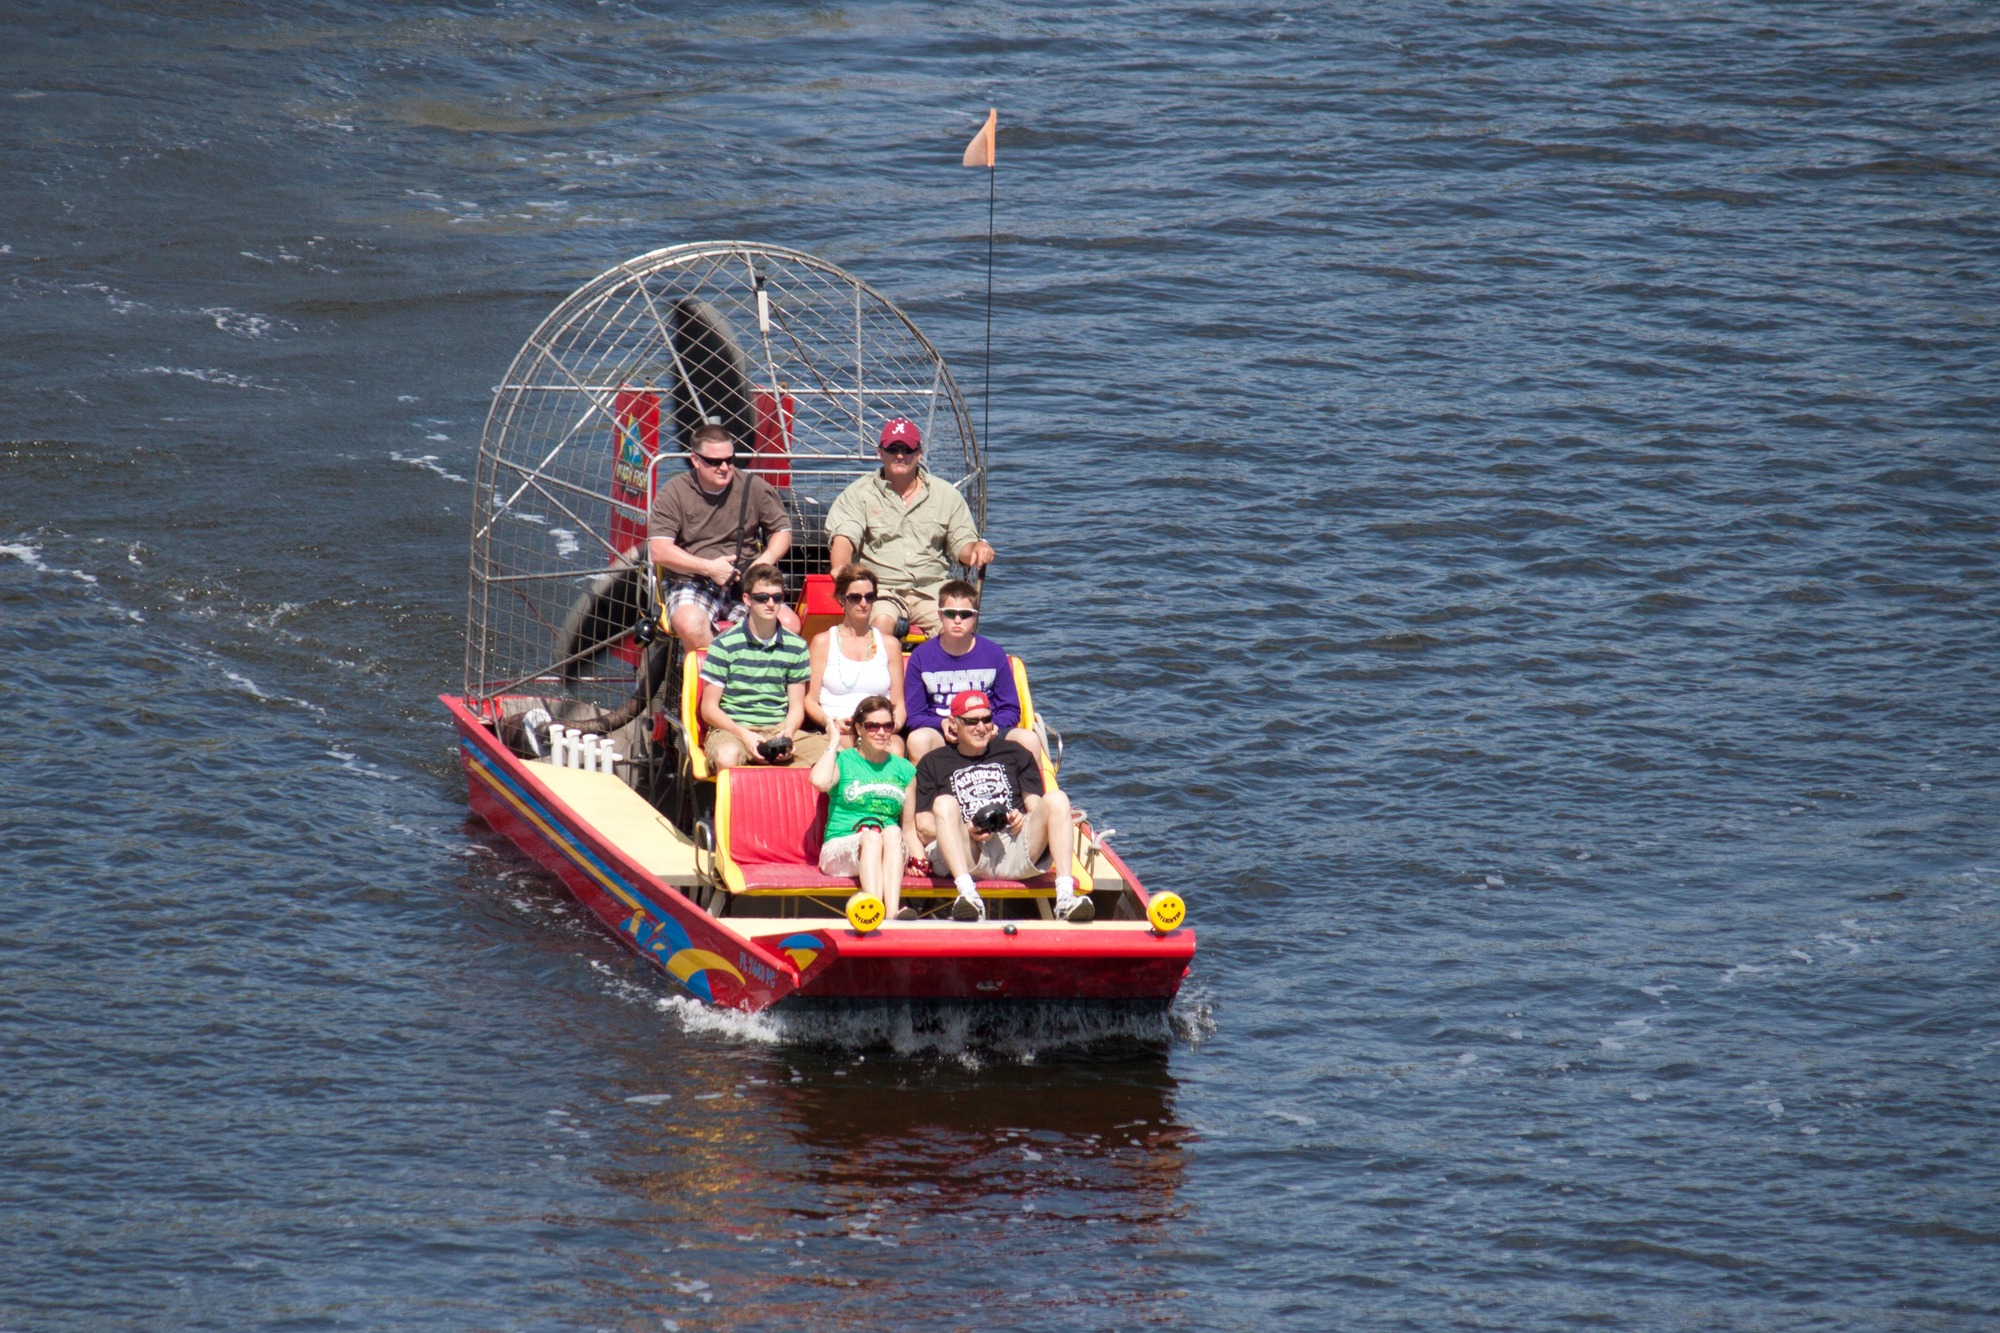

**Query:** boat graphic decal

left=461, top=741, right=745, bottom=1001
left=665, top=948, right=741, bottom=986
left=777, top=933, right=824, bottom=972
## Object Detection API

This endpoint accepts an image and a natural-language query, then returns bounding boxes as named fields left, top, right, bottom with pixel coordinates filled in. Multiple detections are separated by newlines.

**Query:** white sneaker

left=951, top=891, right=986, bottom=923
left=1054, top=892, right=1095, bottom=923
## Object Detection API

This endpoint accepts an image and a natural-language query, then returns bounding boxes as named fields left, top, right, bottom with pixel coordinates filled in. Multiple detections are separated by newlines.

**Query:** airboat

left=443, top=242, right=1193, bottom=1011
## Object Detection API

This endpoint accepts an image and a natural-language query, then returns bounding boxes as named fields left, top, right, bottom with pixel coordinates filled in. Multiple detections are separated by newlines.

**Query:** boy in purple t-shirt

left=903, top=580, right=1043, bottom=762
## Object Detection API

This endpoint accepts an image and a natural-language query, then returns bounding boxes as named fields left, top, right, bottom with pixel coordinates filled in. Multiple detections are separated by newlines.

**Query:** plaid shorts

left=663, top=576, right=743, bottom=630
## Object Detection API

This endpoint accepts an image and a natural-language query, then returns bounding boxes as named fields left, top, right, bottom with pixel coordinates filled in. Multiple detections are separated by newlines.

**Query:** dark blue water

left=5, top=3, right=1998, bottom=1328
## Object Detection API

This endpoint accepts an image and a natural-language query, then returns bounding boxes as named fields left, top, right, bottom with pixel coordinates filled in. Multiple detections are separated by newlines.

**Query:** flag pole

left=982, top=159, right=994, bottom=466
left=960, top=107, right=999, bottom=592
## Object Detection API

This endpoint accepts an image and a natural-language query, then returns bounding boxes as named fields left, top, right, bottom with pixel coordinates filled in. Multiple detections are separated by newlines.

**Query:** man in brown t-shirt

left=647, top=424, right=796, bottom=650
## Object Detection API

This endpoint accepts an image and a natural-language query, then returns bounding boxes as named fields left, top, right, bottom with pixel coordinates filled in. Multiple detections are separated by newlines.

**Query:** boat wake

left=647, top=990, right=1215, bottom=1061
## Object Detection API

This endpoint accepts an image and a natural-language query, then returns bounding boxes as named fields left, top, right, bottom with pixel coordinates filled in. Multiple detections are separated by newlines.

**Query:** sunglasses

left=955, top=714, right=995, bottom=727
left=879, top=444, right=920, bottom=457
left=692, top=453, right=736, bottom=468
left=858, top=718, right=896, bottom=732
left=939, top=608, right=979, bottom=621
left=842, top=591, right=877, bottom=605
left=744, top=591, right=785, bottom=605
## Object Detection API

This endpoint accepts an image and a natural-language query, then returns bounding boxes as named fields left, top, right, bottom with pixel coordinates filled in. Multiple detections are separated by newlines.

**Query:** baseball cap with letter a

left=878, top=417, right=922, bottom=448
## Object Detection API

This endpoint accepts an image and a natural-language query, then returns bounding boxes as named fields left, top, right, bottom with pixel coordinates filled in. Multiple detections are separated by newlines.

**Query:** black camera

left=970, top=802, right=1010, bottom=834
left=756, top=734, right=794, bottom=762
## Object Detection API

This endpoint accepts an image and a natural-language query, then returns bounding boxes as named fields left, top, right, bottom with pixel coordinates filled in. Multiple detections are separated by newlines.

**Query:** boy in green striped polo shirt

left=698, top=564, right=827, bottom=770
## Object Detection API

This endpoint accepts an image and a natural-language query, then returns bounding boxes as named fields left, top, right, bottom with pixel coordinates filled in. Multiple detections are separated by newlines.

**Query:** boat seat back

left=719, top=766, right=828, bottom=868
left=1007, top=654, right=1061, bottom=787
left=681, top=648, right=713, bottom=780
left=798, top=573, right=842, bottom=644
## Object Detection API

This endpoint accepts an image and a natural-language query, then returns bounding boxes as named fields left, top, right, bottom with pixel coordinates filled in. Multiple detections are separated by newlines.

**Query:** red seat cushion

left=724, top=767, right=828, bottom=866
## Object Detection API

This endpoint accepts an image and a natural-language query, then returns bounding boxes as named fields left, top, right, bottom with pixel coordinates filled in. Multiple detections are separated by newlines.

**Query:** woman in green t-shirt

left=809, top=693, right=920, bottom=920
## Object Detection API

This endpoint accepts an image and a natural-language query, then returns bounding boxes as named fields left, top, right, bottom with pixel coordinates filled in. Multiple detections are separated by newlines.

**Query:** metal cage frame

left=462, top=241, right=983, bottom=711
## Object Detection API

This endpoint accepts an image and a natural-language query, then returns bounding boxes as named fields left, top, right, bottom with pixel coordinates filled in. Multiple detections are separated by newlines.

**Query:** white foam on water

left=652, top=993, right=786, bottom=1045
left=328, top=748, right=397, bottom=780
left=200, top=306, right=285, bottom=339
left=75, top=280, right=144, bottom=315
left=138, top=365, right=279, bottom=392
left=550, top=528, right=581, bottom=556
left=625, top=1093, right=673, bottom=1104
left=225, top=670, right=269, bottom=698
left=0, top=541, right=96, bottom=583
left=0, top=542, right=47, bottom=573
left=245, top=601, right=302, bottom=631
left=389, top=452, right=467, bottom=483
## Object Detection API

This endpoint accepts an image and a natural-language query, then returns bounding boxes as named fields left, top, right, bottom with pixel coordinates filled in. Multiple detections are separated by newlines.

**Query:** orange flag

left=961, top=108, right=997, bottom=168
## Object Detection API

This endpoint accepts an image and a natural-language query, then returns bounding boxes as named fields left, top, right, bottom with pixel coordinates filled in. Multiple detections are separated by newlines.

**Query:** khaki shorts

left=877, top=587, right=940, bottom=638
left=703, top=723, right=828, bottom=769
left=926, top=825, right=1047, bottom=880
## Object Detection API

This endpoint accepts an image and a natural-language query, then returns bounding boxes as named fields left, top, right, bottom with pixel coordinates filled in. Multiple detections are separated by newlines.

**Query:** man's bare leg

left=671, top=604, right=715, bottom=652
left=907, top=726, right=945, bottom=762
left=1024, top=788, right=1088, bottom=921
left=928, top=795, right=988, bottom=922
left=706, top=733, right=750, bottom=769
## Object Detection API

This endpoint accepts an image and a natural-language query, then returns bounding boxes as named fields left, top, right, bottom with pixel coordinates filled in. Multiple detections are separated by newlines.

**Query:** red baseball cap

left=949, top=689, right=993, bottom=718
left=878, top=417, right=922, bottom=448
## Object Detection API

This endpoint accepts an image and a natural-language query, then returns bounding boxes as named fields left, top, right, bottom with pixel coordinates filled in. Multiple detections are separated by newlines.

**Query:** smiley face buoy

left=1147, top=892, right=1186, bottom=934
left=845, top=893, right=887, bottom=934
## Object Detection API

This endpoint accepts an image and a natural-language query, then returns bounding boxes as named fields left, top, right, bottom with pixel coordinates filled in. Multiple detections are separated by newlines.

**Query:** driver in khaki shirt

left=826, top=417, right=995, bottom=637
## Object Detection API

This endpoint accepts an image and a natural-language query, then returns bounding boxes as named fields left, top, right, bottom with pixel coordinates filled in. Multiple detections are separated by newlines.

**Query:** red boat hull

left=445, top=695, right=1195, bottom=1010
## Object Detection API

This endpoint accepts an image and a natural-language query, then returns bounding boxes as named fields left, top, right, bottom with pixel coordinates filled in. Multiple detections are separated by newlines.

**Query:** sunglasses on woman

left=857, top=718, right=896, bottom=732
left=842, top=591, right=877, bottom=605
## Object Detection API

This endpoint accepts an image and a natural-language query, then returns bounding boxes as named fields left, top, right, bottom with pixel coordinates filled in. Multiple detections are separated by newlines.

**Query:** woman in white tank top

left=806, top=564, right=908, bottom=755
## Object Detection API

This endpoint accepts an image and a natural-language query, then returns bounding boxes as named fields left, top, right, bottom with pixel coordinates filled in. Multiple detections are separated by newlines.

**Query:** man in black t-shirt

left=913, top=689, right=1089, bottom=924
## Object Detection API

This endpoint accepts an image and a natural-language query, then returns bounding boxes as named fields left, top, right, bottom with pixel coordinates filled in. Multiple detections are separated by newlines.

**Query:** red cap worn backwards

left=949, top=689, right=993, bottom=719
left=878, top=417, right=922, bottom=448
